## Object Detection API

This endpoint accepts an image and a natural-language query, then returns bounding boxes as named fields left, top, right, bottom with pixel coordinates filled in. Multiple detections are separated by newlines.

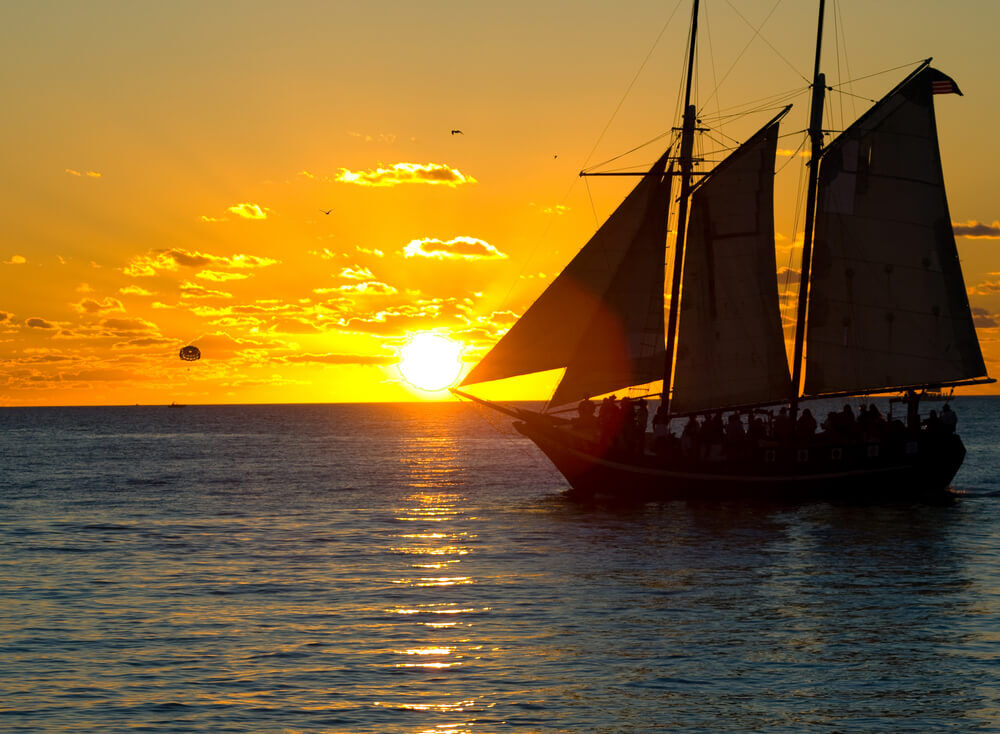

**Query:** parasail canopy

left=179, top=345, right=201, bottom=362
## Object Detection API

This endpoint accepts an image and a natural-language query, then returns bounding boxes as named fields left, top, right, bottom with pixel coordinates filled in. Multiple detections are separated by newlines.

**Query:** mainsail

left=460, top=150, right=671, bottom=406
left=670, top=113, right=793, bottom=414
left=804, top=66, right=986, bottom=396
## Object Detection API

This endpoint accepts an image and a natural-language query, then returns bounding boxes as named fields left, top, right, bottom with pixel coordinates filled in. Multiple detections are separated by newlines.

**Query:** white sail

left=670, top=115, right=792, bottom=414
left=460, top=151, right=671, bottom=405
left=804, top=67, right=986, bottom=396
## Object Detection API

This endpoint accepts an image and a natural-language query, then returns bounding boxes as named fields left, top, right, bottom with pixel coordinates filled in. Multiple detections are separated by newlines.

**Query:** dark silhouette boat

left=454, top=0, right=992, bottom=502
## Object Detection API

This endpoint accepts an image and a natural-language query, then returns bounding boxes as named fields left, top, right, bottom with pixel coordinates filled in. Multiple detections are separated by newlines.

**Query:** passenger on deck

left=796, top=408, right=817, bottom=438
left=652, top=402, right=671, bottom=454
left=680, top=416, right=700, bottom=457
left=940, top=403, right=957, bottom=434
left=774, top=407, right=794, bottom=441
left=575, top=396, right=597, bottom=432
left=598, top=395, right=620, bottom=447
left=923, top=409, right=942, bottom=434
left=748, top=413, right=767, bottom=443
left=725, top=412, right=745, bottom=442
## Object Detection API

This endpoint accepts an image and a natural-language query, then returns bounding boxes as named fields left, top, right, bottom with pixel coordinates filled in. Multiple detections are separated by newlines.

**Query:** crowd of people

left=572, top=393, right=958, bottom=460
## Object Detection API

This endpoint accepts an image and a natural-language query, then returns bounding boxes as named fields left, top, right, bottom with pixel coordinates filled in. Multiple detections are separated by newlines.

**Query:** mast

left=789, top=0, right=825, bottom=418
left=662, top=0, right=699, bottom=419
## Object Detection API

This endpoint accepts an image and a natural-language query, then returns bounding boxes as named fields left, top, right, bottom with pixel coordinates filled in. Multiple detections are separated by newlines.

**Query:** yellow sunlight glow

left=399, top=333, right=463, bottom=392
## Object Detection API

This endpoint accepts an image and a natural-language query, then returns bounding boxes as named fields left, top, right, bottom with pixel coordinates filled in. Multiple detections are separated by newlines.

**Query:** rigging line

left=584, top=175, right=599, bottom=229
left=702, top=0, right=723, bottom=144
left=832, top=0, right=843, bottom=133
left=827, top=58, right=929, bottom=89
left=581, top=0, right=685, bottom=170
left=581, top=130, right=675, bottom=173
left=703, top=86, right=807, bottom=117
left=775, top=132, right=808, bottom=174
left=828, top=87, right=875, bottom=104
left=835, top=0, right=857, bottom=123
left=700, top=97, right=804, bottom=123
left=700, top=0, right=804, bottom=115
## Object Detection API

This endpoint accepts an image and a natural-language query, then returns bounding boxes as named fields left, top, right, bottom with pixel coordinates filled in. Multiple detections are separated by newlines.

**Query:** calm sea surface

left=2, top=398, right=999, bottom=732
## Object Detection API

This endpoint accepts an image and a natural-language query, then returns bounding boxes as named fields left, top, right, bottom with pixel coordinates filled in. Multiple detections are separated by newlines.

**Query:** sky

left=3, top=0, right=1000, bottom=406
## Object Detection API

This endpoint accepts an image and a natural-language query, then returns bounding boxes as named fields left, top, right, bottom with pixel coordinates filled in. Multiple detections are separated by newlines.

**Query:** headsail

left=670, top=112, right=792, bottom=414
left=460, top=150, right=671, bottom=406
left=804, top=67, right=986, bottom=396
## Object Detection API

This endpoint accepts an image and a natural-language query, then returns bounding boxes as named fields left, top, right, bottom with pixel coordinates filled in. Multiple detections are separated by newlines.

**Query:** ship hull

left=514, top=421, right=965, bottom=503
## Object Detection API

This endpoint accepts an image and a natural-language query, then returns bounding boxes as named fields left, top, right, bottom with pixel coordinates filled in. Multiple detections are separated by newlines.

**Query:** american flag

left=932, top=79, right=959, bottom=95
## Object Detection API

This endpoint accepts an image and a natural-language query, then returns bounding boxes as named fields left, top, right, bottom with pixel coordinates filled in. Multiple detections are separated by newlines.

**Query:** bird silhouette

left=451, top=130, right=463, bottom=135
left=319, top=209, right=333, bottom=215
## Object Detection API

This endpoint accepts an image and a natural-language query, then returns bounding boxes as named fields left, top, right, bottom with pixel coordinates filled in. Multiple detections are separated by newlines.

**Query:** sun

left=398, top=333, right=464, bottom=392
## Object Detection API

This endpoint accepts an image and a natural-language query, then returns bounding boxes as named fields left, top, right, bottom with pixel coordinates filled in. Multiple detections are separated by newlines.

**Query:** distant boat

left=454, top=0, right=993, bottom=502
left=168, top=402, right=186, bottom=408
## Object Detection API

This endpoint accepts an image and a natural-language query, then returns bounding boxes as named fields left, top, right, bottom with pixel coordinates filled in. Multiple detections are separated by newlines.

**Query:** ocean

left=2, top=398, right=999, bottom=732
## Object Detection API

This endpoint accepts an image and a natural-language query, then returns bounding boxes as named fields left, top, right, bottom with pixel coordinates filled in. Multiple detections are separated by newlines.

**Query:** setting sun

left=398, top=333, right=464, bottom=392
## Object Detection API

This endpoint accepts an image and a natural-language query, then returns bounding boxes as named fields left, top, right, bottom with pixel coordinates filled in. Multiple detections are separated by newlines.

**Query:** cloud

left=972, top=307, right=998, bottom=328
left=280, top=352, right=396, bottom=365
left=953, top=220, right=1000, bottom=239
left=403, top=236, right=507, bottom=261
left=100, top=317, right=159, bottom=334
left=200, top=215, right=228, bottom=223
left=347, top=131, right=398, bottom=144
left=971, top=280, right=1000, bottom=296
left=119, top=285, right=154, bottom=296
left=227, top=202, right=269, bottom=220
left=26, top=317, right=57, bottom=329
left=112, top=337, right=175, bottom=349
left=0, top=310, right=11, bottom=323
left=196, top=270, right=250, bottom=282
left=179, top=281, right=234, bottom=299
left=335, top=162, right=476, bottom=188
left=777, top=148, right=809, bottom=158
left=72, top=297, right=124, bottom=314
left=357, top=246, right=384, bottom=257
left=320, top=281, right=398, bottom=296
left=65, top=169, right=102, bottom=178
left=4, top=255, right=26, bottom=265
left=339, top=266, right=375, bottom=281
left=124, top=248, right=278, bottom=277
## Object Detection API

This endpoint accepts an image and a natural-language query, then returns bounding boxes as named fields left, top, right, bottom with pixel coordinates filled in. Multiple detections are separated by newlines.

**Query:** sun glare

left=399, top=333, right=464, bottom=392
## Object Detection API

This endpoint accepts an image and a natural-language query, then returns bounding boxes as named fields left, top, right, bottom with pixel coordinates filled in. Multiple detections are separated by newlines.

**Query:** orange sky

left=3, top=0, right=999, bottom=406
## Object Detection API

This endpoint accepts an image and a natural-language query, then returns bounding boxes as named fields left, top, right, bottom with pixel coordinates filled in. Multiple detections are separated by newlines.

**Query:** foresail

left=460, top=151, right=671, bottom=405
left=670, top=113, right=792, bottom=414
left=804, top=67, right=986, bottom=396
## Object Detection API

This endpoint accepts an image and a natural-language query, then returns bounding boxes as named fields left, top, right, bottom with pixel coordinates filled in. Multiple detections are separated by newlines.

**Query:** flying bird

left=319, top=209, right=333, bottom=215
left=451, top=130, right=463, bottom=135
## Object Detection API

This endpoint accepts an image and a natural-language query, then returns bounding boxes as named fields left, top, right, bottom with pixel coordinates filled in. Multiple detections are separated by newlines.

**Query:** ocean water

left=1, top=397, right=998, bottom=733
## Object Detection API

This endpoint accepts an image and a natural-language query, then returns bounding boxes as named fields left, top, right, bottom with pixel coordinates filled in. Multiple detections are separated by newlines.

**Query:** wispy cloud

left=403, top=236, right=506, bottom=261
left=356, top=246, right=384, bottom=257
left=196, top=270, right=251, bottom=282
left=227, top=202, right=269, bottom=220
left=65, top=168, right=102, bottom=178
left=972, top=307, right=998, bottom=328
left=335, top=162, right=476, bottom=188
left=347, top=131, right=398, bottom=144
left=280, top=352, right=396, bottom=365
left=72, top=297, right=124, bottom=314
left=316, top=281, right=398, bottom=296
left=124, top=248, right=278, bottom=277
left=4, top=255, right=26, bottom=265
left=179, top=281, right=234, bottom=299
left=339, top=266, right=375, bottom=281
left=953, top=220, right=1000, bottom=239
left=26, top=317, right=57, bottom=330
left=119, top=285, right=154, bottom=296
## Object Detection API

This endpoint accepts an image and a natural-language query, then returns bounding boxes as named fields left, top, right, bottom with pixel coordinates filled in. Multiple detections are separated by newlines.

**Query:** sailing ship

left=454, top=0, right=993, bottom=502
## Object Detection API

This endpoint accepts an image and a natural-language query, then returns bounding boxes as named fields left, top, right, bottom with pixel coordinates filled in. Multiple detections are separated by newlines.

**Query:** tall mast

left=662, top=0, right=699, bottom=418
left=790, top=0, right=826, bottom=418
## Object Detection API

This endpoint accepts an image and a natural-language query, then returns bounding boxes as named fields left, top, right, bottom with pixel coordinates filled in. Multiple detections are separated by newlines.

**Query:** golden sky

left=3, top=0, right=999, bottom=406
